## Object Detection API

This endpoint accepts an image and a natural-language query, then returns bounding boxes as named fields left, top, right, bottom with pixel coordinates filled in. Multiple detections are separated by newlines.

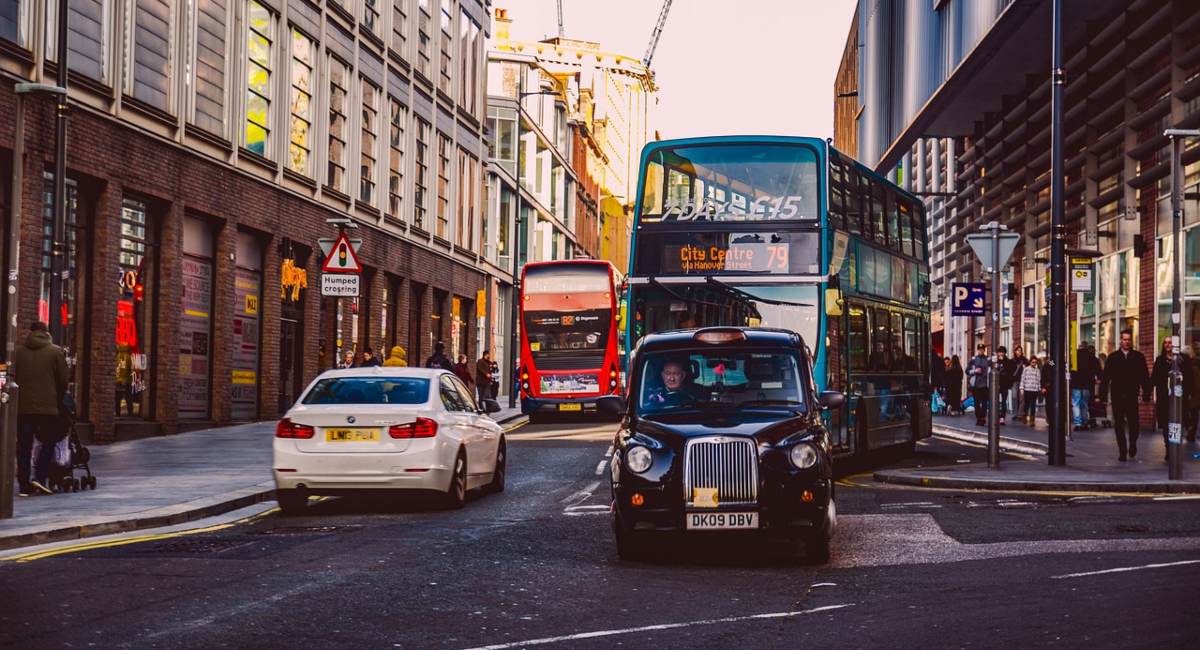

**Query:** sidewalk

left=1, top=407, right=526, bottom=551
left=875, top=413, right=1200, bottom=493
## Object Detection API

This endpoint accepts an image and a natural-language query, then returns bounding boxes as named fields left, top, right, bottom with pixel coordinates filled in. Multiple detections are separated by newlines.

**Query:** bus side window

left=848, top=305, right=867, bottom=372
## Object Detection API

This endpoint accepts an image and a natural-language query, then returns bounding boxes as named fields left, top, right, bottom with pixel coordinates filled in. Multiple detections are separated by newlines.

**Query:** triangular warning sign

left=322, top=231, right=362, bottom=273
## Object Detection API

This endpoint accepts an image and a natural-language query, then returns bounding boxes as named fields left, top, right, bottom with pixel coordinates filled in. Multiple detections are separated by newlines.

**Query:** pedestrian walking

left=996, top=346, right=1015, bottom=425
left=1100, top=329, right=1149, bottom=461
left=360, top=347, right=382, bottom=367
left=1071, top=343, right=1101, bottom=431
left=425, top=341, right=453, bottom=370
left=931, top=349, right=946, bottom=400
left=382, top=345, right=408, bottom=367
left=475, top=351, right=494, bottom=404
left=1150, top=337, right=1192, bottom=460
left=13, top=321, right=69, bottom=496
left=946, top=355, right=964, bottom=415
left=1010, top=347, right=1029, bottom=421
left=1020, top=357, right=1043, bottom=425
left=489, top=360, right=501, bottom=399
left=1188, top=346, right=1200, bottom=442
left=452, top=354, right=475, bottom=392
left=967, top=344, right=990, bottom=426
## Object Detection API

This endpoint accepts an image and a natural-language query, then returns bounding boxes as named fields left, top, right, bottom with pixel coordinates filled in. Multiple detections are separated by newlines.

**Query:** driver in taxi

left=646, top=359, right=701, bottom=406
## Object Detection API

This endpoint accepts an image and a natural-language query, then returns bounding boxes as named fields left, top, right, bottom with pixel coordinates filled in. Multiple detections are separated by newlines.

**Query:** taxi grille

left=683, top=437, right=758, bottom=506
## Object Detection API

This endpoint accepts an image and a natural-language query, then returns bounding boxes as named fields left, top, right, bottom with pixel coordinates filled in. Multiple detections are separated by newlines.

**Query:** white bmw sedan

left=273, top=367, right=506, bottom=514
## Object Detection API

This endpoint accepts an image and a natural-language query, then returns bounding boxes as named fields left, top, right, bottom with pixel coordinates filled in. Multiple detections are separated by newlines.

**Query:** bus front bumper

left=521, top=396, right=609, bottom=415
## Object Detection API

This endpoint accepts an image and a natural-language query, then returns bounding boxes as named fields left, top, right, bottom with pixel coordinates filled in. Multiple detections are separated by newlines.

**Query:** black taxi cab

left=606, top=326, right=844, bottom=563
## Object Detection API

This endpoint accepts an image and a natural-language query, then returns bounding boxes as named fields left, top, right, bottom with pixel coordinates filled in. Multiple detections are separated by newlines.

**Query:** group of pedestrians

left=933, top=329, right=1200, bottom=462
left=423, top=340, right=499, bottom=405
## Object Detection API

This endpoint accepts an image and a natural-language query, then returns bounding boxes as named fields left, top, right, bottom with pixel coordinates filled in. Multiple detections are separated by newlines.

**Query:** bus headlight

left=789, top=443, right=819, bottom=470
left=625, top=445, right=652, bottom=474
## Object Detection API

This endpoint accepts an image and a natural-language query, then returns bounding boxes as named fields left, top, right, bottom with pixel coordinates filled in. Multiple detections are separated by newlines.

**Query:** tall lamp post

left=1047, top=0, right=1069, bottom=465
left=506, top=72, right=561, bottom=409
left=1163, top=128, right=1200, bottom=481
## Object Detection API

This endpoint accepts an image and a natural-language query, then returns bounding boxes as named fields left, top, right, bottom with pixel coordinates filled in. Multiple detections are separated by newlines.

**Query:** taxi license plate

left=686, top=512, right=759, bottom=530
left=558, top=403, right=583, bottom=412
left=325, top=428, right=380, bottom=442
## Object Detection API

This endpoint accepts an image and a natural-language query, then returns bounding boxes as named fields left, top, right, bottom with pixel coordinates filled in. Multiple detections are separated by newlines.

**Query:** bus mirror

left=825, top=288, right=844, bottom=317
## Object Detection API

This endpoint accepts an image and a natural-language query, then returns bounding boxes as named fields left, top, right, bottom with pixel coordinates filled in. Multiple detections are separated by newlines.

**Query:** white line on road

left=560, top=481, right=601, bottom=506
left=460, top=604, right=855, bottom=650
left=605, top=445, right=614, bottom=458
left=595, top=459, right=609, bottom=475
left=1051, top=559, right=1200, bottom=580
left=1154, top=495, right=1200, bottom=501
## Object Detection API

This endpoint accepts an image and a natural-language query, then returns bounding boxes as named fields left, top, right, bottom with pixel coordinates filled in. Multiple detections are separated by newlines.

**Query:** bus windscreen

left=640, top=143, right=820, bottom=223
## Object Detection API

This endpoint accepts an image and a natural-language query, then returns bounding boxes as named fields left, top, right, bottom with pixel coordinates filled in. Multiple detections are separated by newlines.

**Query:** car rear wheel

left=443, top=450, right=468, bottom=509
left=277, top=489, right=308, bottom=516
left=487, top=439, right=506, bottom=494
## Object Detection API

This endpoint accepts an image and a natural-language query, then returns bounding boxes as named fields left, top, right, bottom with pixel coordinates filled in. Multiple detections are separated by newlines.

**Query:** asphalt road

left=2, top=419, right=1198, bottom=649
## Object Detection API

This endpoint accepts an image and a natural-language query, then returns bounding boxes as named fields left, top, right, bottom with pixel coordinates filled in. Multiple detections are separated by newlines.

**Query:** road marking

left=605, top=445, right=614, bottom=458
left=1153, top=495, right=1200, bottom=501
left=459, top=604, right=855, bottom=650
left=560, top=481, right=601, bottom=506
left=1051, top=559, right=1200, bottom=580
left=810, top=582, right=837, bottom=588
left=3, top=505, right=280, bottom=563
left=595, top=459, right=609, bottom=475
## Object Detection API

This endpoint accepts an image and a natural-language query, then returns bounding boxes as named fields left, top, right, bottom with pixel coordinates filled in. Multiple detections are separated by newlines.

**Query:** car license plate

left=558, top=403, right=583, bottom=412
left=325, top=428, right=380, bottom=442
left=686, top=512, right=758, bottom=530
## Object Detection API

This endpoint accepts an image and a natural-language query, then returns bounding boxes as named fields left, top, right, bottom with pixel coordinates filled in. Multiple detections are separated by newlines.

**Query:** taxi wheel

left=487, top=440, right=506, bottom=494
left=444, top=451, right=468, bottom=509
left=277, top=489, right=308, bottom=516
left=614, top=518, right=648, bottom=561
left=803, top=533, right=831, bottom=565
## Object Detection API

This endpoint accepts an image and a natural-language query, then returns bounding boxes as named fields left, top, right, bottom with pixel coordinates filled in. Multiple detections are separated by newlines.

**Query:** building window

left=362, top=0, right=379, bottom=36
left=127, top=1, right=172, bottom=111
left=191, top=0, right=228, bottom=136
left=47, top=0, right=108, bottom=82
left=391, top=0, right=408, bottom=59
left=180, top=217, right=214, bottom=421
left=388, top=98, right=407, bottom=221
left=288, top=29, right=314, bottom=175
left=416, top=0, right=432, bottom=79
left=328, top=55, right=350, bottom=192
left=438, top=0, right=452, bottom=95
left=436, top=133, right=451, bottom=239
left=360, top=78, right=380, bottom=205
left=232, top=232, right=263, bottom=421
left=487, top=106, right=516, bottom=175
left=414, top=117, right=431, bottom=229
left=458, top=7, right=470, bottom=106
left=244, top=1, right=274, bottom=157
left=456, top=148, right=477, bottom=248
left=0, top=0, right=27, bottom=46
left=116, top=199, right=158, bottom=420
left=469, top=18, right=481, bottom=116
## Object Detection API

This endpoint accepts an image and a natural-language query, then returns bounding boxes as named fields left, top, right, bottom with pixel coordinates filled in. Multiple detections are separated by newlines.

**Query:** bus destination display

left=636, top=231, right=820, bottom=276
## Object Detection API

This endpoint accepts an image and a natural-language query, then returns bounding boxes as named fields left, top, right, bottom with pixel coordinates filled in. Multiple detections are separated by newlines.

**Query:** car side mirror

left=818, top=390, right=845, bottom=410
left=597, top=395, right=626, bottom=415
left=481, top=398, right=502, bottom=414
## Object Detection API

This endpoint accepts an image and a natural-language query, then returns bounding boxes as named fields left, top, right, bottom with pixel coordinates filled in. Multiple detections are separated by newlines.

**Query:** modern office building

left=845, top=0, right=1200, bottom=392
left=0, top=0, right=492, bottom=441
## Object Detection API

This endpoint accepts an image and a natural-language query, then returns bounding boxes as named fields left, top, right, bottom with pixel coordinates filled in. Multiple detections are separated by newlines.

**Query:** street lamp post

left=1164, top=128, right=1200, bottom=481
left=1047, top=0, right=1069, bottom=465
left=506, top=73, right=560, bottom=409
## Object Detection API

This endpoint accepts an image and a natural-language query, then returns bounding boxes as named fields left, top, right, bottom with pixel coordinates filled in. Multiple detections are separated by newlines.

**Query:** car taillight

left=389, top=418, right=438, bottom=439
left=276, top=418, right=315, bottom=439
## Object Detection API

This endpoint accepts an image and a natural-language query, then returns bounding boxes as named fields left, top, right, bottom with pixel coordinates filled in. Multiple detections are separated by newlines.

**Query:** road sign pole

left=1168, top=133, right=1187, bottom=480
left=989, top=224, right=1001, bottom=469
left=1048, top=0, right=1069, bottom=466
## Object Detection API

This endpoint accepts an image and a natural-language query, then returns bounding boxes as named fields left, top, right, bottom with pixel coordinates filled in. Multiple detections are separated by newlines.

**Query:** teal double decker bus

left=626, top=136, right=932, bottom=459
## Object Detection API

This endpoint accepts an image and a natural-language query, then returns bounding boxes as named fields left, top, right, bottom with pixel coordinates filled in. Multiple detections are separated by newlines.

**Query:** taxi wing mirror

left=818, top=390, right=845, bottom=410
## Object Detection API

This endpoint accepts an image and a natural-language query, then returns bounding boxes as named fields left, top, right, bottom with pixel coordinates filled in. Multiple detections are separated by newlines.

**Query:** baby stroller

left=47, top=424, right=97, bottom=492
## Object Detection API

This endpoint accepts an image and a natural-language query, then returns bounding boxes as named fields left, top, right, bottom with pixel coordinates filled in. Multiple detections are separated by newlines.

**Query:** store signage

left=951, top=282, right=986, bottom=317
left=321, top=231, right=363, bottom=273
left=1070, top=257, right=1093, bottom=293
left=280, top=258, right=308, bottom=301
left=322, top=273, right=360, bottom=297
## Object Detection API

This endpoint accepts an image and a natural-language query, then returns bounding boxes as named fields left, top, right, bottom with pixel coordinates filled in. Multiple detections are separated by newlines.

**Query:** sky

left=490, top=0, right=858, bottom=140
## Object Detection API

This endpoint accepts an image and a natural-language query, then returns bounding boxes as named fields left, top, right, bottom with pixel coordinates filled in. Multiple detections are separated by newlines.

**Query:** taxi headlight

left=789, top=443, right=819, bottom=470
left=625, top=445, right=652, bottom=474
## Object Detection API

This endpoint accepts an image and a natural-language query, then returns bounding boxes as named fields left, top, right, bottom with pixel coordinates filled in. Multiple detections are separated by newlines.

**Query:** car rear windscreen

left=301, top=377, right=431, bottom=405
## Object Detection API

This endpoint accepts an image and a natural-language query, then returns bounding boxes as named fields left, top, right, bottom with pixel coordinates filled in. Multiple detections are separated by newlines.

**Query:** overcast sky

left=491, top=0, right=858, bottom=140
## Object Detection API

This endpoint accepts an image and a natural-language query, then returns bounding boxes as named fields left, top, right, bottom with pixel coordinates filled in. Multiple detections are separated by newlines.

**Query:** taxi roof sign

left=321, top=231, right=362, bottom=273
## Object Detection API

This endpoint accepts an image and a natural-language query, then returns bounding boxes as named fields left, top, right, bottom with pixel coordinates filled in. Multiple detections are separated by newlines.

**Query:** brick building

left=0, top=0, right=493, bottom=442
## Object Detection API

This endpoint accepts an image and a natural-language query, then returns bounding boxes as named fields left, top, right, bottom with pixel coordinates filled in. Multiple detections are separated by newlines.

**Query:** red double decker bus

left=518, top=260, right=622, bottom=419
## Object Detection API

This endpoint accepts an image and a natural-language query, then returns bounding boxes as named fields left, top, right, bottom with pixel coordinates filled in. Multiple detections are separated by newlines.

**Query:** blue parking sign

left=952, top=282, right=986, bottom=317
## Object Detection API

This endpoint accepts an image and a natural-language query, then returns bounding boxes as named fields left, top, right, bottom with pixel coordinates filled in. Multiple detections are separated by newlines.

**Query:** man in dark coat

left=475, top=351, right=493, bottom=405
left=966, top=344, right=990, bottom=426
left=996, top=346, right=1016, bottom=425
left=1101, top=329, right=1150, bottom=461
left=1071, top=344, right=1102, bottom=430
left=424, top=341, right=453, bottom=370
left=13, top=321, right=69, bottom=496
left=1150, top=338, right=1192, bottom=460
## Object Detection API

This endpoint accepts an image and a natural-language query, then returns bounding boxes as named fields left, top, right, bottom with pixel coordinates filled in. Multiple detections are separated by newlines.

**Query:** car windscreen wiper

left=703, top=276, right=813, bottom=308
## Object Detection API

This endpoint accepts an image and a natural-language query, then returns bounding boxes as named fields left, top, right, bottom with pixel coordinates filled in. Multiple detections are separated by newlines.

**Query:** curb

left=873, top=469, right=1200, bottom=494
left=0, top=486, right=276, bottom=552
left=933, top=423, right=1049, bottom=456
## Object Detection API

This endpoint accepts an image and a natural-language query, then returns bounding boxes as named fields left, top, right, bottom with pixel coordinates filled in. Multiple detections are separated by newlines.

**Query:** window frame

left=327, top=54, right=351, bottom=192
left=387, top=97, right=407, bottom=221
left=359, top=76, right=380, bottom=205
left=287, top=27, right=315, bottom=176
left=244, top=0, right=275, bottom=157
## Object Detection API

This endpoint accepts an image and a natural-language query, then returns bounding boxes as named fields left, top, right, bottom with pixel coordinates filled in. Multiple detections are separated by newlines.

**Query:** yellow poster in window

left=245, top=294, right=259, bottom=315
